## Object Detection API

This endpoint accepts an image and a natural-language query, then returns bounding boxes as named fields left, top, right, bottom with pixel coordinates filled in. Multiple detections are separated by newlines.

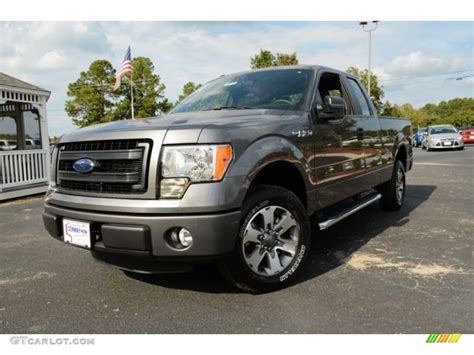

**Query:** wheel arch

left=228, top=135, right=313, bottom=211
left=395, top=143, right=408, bottom=170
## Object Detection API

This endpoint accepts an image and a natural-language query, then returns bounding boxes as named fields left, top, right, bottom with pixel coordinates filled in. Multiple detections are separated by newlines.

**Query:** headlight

left=160, top=145, right=233, bottom=198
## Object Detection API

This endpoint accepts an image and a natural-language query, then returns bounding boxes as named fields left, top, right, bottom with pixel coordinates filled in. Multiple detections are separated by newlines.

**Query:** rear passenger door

left=311, top=70, right=368, bottom=208
left=344, top=76, right=384, bottom=181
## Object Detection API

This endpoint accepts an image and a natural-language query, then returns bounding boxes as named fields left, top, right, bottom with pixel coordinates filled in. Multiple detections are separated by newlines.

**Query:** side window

left=317, top=73, right=349, bottom=113
left=347, top=78, right=372, bottom=116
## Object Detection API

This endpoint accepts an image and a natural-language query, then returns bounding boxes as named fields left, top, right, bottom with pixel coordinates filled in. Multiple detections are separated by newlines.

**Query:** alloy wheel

left=395, top=166, right=405, bottom=204
left=242, top=205, right=299, bottom=277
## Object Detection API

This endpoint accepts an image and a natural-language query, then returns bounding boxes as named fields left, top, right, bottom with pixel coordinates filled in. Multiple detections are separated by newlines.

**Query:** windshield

left=171, top=69, right=313, bottom=113
left=417, top=128, right=427, bottom=133
left=429, top=126, right=457, bottom=134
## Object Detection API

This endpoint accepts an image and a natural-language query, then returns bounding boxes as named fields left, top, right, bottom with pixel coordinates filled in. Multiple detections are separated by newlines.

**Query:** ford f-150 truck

left=43, top=66, right=412, bottom=293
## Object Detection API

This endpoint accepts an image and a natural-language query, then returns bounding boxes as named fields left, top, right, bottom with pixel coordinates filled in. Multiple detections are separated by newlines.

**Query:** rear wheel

left=220, top=185, right=310, bottom=293
left=378, top=160, right=406, bottom=211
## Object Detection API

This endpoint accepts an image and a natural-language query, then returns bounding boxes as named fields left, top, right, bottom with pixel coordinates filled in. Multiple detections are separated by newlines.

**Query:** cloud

left=384, top=51, right=470, bottom=77
left=37, top=51, right=66, bottom=69
left=1, top=21, right=472, bottom=136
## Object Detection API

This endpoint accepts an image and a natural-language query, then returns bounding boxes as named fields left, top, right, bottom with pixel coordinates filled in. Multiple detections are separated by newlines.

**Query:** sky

left=0, top=21, right=473, bottom=136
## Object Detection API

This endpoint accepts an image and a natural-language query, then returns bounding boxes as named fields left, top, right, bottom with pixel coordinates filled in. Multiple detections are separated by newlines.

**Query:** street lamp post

left=359, top=21, right=379, bottom=98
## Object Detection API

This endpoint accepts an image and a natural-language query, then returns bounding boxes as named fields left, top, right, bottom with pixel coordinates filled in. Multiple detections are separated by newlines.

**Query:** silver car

left=422, top=124, right=464, bottom=151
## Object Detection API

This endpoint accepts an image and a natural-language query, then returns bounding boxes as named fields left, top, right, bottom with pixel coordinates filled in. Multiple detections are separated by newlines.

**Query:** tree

left=379, top=98, right=474, bottom=128
left=275, top=52, right=299, bottom=66
left=65, top=60, right=118, bottom=128
left=66, top=57, right=171, bottom=127
left=176, top=81, right=202, bottom=104
left=346, top=66, right=385, bottom=113
left=381, top=100, right=402, bottom=117
left=114, top=56, right=170, bottom=119
left=250, top=49, right=299, bottom=69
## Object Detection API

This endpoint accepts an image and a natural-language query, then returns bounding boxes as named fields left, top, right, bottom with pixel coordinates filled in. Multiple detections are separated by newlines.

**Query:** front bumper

left=43, top=203, right=241, bottom=273
left=426, top=141, right=464, bottom=149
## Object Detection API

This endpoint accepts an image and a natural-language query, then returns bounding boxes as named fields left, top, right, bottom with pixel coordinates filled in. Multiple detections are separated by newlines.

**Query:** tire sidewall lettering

left=279, top=244, right=306, bottom=282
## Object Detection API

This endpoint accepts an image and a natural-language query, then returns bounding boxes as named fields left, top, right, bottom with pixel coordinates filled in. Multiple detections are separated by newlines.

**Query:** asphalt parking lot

left=0, top=146, right=472, bottom=334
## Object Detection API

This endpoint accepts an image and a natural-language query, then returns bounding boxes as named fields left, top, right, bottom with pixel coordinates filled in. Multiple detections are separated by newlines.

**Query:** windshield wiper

left=205, top=105, right=253, bottom=111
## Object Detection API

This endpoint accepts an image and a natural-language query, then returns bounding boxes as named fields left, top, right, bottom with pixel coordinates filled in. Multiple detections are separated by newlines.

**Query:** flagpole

left=130, top=76, right=135, bottom=120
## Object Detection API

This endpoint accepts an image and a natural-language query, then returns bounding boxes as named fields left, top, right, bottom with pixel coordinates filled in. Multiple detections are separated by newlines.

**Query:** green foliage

left=114, top=57, right=169, bottom=119
left=176, top=81, right=202, bottom=104
left=65, top=60, right=118, bottom=128
left=381, top=100, right=403, bottom=117
left=346, top=66, right=385, bottom=113
left=381, top=98, right=474, bottom=128
left=275, top=52, right=299, bottom=66
left=66, top=57, right=171, bottom=127
left=250, top=49, right=299, bottom=69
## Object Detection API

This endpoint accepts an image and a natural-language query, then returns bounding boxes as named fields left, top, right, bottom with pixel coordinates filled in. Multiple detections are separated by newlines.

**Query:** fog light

left=178, top=228, right=193, bottom=247
left=166, top=227, right=193, bottom=250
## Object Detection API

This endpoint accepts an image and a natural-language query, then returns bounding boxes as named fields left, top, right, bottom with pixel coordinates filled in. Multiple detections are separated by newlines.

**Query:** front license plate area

left=63, top=219, right=91, bottom=249
left=443, top=141, right=452, bottom=146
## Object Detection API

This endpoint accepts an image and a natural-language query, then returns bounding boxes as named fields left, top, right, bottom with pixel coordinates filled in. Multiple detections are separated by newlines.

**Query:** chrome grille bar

left=57, top=171, right=141, bottom=183
left=59, top=149, right=143, bottom=161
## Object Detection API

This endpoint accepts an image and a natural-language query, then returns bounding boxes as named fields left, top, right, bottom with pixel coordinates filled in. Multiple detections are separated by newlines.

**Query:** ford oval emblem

left=73, top=158, right=95, bottom=174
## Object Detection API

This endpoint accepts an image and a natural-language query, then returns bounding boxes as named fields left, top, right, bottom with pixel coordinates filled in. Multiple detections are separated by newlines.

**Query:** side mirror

left=320, top=96, right=345, bottom=120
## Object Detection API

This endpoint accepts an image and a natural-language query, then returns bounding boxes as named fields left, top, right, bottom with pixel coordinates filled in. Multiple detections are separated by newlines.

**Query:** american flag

left=113, top=46, right=133, bottom=91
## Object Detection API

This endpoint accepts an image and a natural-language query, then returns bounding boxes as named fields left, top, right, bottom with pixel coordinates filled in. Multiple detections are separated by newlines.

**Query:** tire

left=220, top=185, right=311, bottom=293
left=378, top=160, right=406, bottom=211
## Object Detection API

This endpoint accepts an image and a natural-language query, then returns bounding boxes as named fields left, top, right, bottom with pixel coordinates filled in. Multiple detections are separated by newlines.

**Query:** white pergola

left=0, top=73, right=51, bottom=201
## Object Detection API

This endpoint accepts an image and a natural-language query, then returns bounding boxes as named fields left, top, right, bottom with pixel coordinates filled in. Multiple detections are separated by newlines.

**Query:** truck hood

left=60, top=109, right=300, bottom=144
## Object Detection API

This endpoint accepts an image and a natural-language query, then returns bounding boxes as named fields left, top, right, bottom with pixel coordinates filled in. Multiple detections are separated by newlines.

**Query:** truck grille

left=56, top=139, right=151, bottom=195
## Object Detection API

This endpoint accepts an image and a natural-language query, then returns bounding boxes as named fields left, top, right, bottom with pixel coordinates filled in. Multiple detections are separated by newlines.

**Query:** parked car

left=412, top=127, right=427, bottom=147
left=422, top=124, right=464, bottom=151
left=0, top=140, right=14, bottom=151
left=460, top=127, right=474, bottom=144
left=43, top=65, right=413, bottom=293
left=8, top=140, right=17, bottom=150
left=25, top=138, right=42, bottom=149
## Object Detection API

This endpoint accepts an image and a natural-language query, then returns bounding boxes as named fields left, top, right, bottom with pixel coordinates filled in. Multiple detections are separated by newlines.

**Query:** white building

left=0, top=73, right=51, bottom=201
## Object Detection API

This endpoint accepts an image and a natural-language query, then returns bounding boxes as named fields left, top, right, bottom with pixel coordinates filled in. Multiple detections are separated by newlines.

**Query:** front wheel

left=377, top=160, right=406, bottom=211
left=220, top=185, right=311, bottom=293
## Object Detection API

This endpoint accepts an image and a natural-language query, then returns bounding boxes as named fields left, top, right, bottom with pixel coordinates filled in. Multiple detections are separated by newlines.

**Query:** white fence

left=0, top=149, right=49, bottom=190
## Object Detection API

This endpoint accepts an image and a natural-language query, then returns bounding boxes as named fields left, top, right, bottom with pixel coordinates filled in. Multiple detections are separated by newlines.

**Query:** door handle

left=357, top=128, right=364, bottom=140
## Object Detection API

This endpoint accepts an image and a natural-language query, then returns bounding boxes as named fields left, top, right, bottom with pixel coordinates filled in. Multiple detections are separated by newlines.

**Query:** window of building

left=0, top=103, right=19, bottom=151
left=22, top=104, right=42, bottom=150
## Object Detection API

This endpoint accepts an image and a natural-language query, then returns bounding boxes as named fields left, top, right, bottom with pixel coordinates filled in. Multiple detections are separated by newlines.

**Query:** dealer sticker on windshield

left=63, top=219, right=91, bottom=248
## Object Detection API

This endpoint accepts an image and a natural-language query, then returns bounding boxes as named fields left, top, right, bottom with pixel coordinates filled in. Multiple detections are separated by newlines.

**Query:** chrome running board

left=318, top=193, right=382, bottom=231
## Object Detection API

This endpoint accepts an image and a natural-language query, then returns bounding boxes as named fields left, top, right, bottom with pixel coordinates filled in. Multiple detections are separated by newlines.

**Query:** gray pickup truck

left=43, top=65, right=412, bottom=293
